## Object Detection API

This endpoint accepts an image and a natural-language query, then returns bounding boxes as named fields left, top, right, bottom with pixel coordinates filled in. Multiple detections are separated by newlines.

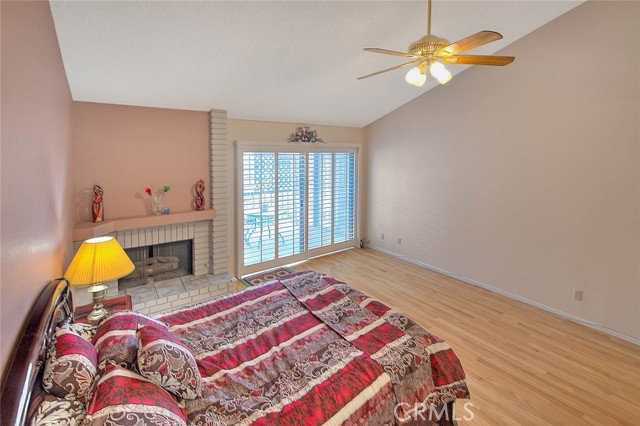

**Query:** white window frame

left=235, top=141, right=361, bottom=277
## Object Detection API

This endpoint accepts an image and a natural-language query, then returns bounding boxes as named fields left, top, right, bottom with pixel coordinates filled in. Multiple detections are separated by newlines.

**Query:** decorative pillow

left=84, top=364, right=187, bottom=426
left=30, top=394, right=86, bottom=426
left=137, top=325, right=202, bottom=399
left=61, top=322, right=97, bottom=342
left=92, top=311, right=167, bottom=370
left=42, top=328, right=98, bottom=403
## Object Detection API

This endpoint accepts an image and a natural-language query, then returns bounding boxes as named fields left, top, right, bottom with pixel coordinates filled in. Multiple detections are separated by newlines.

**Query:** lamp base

left=87, top=305, right=108, bottom=323
left=87, top=284, right=109, bottom=324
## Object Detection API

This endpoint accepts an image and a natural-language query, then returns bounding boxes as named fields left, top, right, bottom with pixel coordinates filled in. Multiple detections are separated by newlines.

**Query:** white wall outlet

left=397, top=238, right=402, bottom=245
left=381, top=233, right=385, bottom=240
left=573, top=289, right=583, bottom=301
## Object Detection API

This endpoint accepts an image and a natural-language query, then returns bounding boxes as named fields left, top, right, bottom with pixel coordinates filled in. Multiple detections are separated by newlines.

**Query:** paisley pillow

left=42, top=328, right=98, bottom=404
left=137, top=325, right=202, bottom=399
left=84, top=364, right=187, bottom=426
left=61, top=322, right=97, bottom=342
left=92, top=311, right=167, bottom=370
left=30, top=394, right=86, bottom=426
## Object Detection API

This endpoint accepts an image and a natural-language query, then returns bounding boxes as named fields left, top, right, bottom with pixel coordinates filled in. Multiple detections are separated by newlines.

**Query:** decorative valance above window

left=288, top=126, right=324, bottom=144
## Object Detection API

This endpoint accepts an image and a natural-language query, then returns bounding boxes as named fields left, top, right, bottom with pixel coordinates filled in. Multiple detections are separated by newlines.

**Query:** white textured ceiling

left=50, top=1, right=582, bottom=127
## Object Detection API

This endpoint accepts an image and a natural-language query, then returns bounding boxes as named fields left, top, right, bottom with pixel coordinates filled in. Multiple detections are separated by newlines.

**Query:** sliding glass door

left=307, top=152, right=356, bottom=253
left=238, top=146, right=357, bottom=275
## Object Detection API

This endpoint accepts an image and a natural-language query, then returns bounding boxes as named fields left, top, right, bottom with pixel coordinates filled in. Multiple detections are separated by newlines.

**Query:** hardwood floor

left=285, top=248, right=639, bottom=426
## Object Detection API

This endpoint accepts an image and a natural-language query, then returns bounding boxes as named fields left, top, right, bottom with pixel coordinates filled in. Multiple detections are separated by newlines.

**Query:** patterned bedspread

left=158, top=271, right=469, bottom=426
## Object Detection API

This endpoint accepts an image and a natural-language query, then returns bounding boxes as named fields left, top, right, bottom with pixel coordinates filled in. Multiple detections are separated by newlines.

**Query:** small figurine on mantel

left=194, top=179, right=206, bottom=211
left=92, top=184, right=104, bottom=223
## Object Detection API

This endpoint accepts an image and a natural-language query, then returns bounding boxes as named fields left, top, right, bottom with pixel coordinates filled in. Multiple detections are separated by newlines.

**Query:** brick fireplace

left=121, top=240, right=193, bottom=289
left=114, top=221, right=211, bottom=279
left=71, top=109, right=233, bottom=313
left=71, top=211, right=234, bottom=310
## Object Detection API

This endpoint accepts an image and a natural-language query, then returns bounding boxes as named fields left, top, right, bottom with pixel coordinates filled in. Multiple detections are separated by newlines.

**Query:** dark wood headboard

left=0, top=279, right=72, bottom=426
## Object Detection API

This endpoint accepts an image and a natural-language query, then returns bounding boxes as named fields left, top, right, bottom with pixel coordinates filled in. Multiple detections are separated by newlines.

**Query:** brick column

left=209, top=110, right=228, bottom=275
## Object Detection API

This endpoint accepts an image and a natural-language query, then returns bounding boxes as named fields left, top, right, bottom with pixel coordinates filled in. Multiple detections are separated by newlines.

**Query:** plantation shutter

left=238, top=146, right=357, bottom=276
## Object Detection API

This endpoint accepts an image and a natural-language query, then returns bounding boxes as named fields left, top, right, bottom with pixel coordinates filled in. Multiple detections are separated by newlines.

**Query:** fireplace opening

left=120, top=240, right=193, bottom=290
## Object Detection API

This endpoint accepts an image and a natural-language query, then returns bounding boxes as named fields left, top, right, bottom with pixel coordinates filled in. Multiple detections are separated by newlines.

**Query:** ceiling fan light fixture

left=430, top=61, right=452, bottom=85
left=405, top=66, right=427, bottom=87
left=358, top=0, right=513, bottom=85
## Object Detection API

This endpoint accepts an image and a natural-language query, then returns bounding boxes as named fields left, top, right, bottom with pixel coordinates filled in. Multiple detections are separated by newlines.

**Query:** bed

left=0, top=270, right=469, bottom=426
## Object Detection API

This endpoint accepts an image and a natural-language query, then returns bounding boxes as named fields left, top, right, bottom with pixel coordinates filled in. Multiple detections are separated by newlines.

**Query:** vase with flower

left=145, top=185, right=171, bottom=215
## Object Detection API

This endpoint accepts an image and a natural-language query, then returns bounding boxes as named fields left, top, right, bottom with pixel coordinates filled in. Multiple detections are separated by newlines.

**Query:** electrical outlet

left=397, top=238, right=402, bottom=245
left=573, top=289, right=583, bottom=301
left=381, top=233, right=385, bottom=240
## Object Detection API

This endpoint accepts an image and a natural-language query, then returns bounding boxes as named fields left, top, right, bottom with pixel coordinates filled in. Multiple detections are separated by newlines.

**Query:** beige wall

left=1, top=1, right=75, bottom=376
left=72, top=102, right=209, bottom=222
left=227, top=119, right=364, bottom=275
left=365, top=1, right=639, bottom=340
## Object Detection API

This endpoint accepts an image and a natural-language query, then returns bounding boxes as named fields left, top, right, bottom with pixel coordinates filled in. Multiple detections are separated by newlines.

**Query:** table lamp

left=64, top=236, right=135, bottom=323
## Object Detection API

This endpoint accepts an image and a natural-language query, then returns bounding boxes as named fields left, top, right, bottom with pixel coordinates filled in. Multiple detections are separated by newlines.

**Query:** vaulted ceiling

left=50, top=1, right=582, bottom=127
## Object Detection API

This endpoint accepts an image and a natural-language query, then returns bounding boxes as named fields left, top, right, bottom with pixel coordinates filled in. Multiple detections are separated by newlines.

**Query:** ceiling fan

left=358, top=0, right=515, bottom=86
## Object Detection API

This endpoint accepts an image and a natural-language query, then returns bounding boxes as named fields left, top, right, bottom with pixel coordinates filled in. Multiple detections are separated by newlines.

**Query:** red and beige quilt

left=158, top=271, right=469, bottom=425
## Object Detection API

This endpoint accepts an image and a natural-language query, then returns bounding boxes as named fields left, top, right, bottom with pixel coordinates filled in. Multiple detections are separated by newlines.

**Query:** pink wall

left=1, top=1, right=75, bottom=377
left=72, top=103, right=209, bottom=221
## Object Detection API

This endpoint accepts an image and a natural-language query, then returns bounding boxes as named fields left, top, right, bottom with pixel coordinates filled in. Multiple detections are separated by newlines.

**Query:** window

left=238, top=146, right=357, bottom=275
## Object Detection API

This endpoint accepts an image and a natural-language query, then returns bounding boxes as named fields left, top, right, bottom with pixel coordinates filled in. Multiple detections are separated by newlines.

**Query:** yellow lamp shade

left=65, top=236, right=135, bottom=286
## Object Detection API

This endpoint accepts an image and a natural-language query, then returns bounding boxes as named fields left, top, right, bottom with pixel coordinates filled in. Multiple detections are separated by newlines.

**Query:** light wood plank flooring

left=283, top=248, right=639, bottom=425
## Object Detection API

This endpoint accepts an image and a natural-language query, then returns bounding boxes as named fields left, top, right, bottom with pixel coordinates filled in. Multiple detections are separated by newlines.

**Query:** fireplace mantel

left=73, top=209, right=216, bottom=241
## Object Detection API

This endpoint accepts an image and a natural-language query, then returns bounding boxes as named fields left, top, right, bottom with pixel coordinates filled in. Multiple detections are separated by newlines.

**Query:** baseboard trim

left=369, top=246, right=639, bottom=346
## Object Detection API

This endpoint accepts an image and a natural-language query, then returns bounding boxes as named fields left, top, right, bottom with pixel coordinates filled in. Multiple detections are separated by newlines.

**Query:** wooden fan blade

left=357, top=60, right=420, bottom=80
left=441, top=55, right=514, bottom=66
left=435, top=30, right=503, bottom=57
left=364, top=48, right=422, bottom=58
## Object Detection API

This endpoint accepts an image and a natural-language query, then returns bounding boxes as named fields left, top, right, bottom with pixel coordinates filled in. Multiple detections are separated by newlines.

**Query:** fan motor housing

left=408, top=34, right=450, bottom=57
